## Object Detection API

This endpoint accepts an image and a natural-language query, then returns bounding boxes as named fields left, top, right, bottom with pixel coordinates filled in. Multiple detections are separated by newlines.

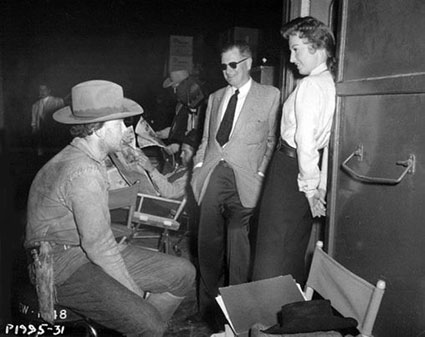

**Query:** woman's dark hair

left=70, top=122, right=105, bottom=138
left=281, top=16, right=336, bottom=76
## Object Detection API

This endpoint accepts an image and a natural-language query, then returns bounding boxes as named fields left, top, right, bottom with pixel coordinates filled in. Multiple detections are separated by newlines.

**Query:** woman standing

left=252, top=16, right=336, bottom=285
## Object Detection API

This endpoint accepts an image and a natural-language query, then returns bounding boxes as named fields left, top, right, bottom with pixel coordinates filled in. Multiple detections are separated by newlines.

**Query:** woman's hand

left=307, top=188, right=326, bottom=218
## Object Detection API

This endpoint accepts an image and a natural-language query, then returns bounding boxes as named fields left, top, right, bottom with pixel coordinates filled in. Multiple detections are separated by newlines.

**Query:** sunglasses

left=220, top=57, right=248, bottom=71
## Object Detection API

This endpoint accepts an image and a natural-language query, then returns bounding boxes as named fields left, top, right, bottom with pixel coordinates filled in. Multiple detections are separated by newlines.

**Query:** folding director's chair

left=107, top=151, right=187, bottom=254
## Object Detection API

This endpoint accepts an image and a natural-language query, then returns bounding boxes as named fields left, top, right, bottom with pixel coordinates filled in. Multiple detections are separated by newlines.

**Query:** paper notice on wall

left=169, top=35, right=193, bottom=72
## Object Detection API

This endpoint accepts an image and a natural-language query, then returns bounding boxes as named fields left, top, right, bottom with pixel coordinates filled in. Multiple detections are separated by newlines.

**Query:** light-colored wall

left=289, top=0, right=334, bottom=24
left=310, top=0, right=334, bottom=25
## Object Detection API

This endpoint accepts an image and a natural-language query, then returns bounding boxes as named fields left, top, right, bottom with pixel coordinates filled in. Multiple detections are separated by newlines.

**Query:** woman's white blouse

left=280, top=62, right=336, bottom=198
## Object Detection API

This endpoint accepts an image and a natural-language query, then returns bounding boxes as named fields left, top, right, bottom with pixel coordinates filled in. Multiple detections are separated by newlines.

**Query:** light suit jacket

left=191, top=80, right=280, bottom=208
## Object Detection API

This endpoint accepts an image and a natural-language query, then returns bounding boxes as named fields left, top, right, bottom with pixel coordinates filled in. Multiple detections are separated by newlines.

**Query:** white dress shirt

left=280, top=63, right=336, bottom=198
left=219, top=78, right=252, bottom=141
left=194, top=78, right=253, bottom=170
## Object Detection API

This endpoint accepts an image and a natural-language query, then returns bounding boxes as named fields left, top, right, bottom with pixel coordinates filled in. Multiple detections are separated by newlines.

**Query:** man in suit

left=31, top=84, right=64, bottom=155
left=191, top=41, right=280, bottom=329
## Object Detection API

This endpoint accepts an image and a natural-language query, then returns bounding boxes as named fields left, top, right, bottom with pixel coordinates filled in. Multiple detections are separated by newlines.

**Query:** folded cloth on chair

left=250, top=324, right=344, bottom=337
left=263, top=300, right=358, bottom=335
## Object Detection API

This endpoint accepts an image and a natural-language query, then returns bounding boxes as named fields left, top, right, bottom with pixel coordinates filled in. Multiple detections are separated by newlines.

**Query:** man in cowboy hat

left=162, top=69, right=190, bottom=90
left=157, top=69, right=206, bottom=155
left=24, top=80, right=195, bottom=336
left=156, top=69, right=190, bottom=143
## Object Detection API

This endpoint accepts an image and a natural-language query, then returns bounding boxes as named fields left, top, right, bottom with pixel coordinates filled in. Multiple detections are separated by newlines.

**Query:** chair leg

left=172, top=214, right=190, bottom=256
left=72, top=320, right=99, bottom=337
left=163, top=230, right=170, bottom=254
left=156, top=231, right=166, bottom=253
left=173, top=242, right=182, bottom=256
left=87, top=324, right=98, bottom=337
left=172, top=231, right=190, bottom=256
left=156, top=230, right=171, bottom=254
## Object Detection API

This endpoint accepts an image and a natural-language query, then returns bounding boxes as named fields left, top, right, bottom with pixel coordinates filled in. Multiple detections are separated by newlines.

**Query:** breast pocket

left=243, top=119, right=268, bottom=144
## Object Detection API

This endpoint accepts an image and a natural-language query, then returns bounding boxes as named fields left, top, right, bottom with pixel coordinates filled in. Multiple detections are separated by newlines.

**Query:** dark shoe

left=186, top=311, right=226, bottom=333
left=203, top=310, right=227, bottom=333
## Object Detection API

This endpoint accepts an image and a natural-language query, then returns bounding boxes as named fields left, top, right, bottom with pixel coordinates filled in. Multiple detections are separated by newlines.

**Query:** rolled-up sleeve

left=149, top=169, right=187, bottom=199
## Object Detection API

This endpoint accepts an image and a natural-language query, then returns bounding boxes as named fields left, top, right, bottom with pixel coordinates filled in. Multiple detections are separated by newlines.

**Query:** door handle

left=341, top=144, right=416, bottom=185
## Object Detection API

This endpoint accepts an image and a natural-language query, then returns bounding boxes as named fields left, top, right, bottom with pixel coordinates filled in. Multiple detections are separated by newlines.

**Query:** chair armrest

left=132, top=211, right=180, bottom=231
left=137, top=193, right=183, bottom=204
left=136, top=193, right=186, bottom=220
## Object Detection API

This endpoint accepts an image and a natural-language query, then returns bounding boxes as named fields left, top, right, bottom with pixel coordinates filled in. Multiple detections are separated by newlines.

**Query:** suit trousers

left=198, top=161, right=254, bottom=315
left=252, top=150, right=313, bottom=286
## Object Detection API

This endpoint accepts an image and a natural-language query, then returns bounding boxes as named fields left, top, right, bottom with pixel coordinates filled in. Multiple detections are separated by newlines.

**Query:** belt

left=27, top=243, right=78, bottom=254
left=276, top=138, right=325, bottom=166
left=276, top=138, right=297, bottom=158
left=26, top=242, right=79, bottom=268
left=55, top=244, right=78, bottom=251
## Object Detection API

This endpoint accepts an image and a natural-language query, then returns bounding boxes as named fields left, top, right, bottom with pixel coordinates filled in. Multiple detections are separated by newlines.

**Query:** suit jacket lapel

left=212, top=89, right=227, bottom=134
left=232, top=81, right=259, bottom=136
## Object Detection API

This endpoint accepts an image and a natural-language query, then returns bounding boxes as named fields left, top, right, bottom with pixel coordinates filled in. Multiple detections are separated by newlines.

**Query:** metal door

left=328, top=1, right=425, bottom=336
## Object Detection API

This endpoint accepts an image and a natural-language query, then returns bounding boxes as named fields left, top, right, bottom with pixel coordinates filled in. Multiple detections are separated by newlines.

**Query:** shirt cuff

left=304, top=190, right=316, bottom=199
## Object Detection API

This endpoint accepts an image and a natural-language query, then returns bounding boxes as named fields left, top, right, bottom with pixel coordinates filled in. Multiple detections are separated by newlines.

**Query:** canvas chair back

left=108, top=151, right=187, bottom=254
left=108, top=182, right=140, bottom=228
left=305, top=241, right=386, bottom=337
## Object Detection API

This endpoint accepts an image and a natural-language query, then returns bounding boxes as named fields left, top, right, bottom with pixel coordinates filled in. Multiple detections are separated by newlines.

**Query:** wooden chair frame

left=132, top=193, right=187, bottom=254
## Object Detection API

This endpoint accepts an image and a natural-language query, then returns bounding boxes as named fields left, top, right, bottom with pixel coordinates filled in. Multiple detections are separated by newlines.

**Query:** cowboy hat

left=162, top=69, right=189, bottom=88
left=263, top=300, right=358, bottom=335
left=53, top=80, right=143, bottom=124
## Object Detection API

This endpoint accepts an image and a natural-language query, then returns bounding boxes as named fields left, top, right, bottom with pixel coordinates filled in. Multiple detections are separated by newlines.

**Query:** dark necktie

left=216, top=89, right=239, bottom=146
